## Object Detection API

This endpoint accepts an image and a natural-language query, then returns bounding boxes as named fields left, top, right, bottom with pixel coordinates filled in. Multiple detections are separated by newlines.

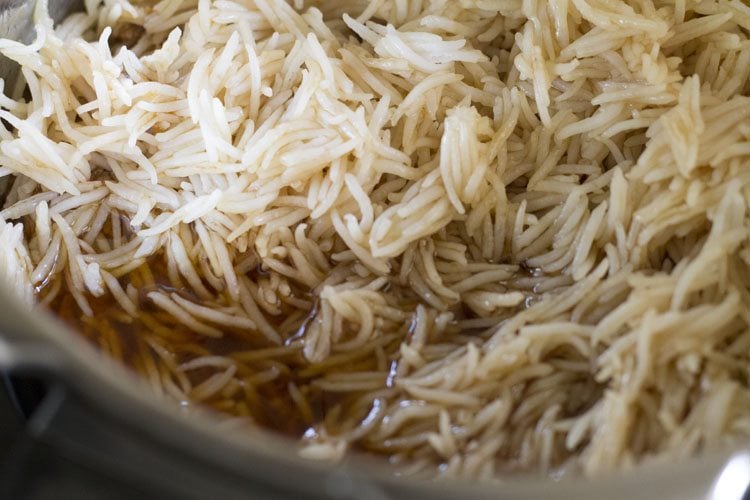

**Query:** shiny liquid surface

left=44, top=253, right=399, bottom=440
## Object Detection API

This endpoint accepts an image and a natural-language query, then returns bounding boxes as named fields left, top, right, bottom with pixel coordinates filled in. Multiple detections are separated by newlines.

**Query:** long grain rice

left=1, top=0, right=750, bottom=480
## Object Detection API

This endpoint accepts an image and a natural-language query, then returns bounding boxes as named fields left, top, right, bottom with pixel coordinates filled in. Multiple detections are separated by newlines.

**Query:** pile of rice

left=2, top=0, right=750, bottom=479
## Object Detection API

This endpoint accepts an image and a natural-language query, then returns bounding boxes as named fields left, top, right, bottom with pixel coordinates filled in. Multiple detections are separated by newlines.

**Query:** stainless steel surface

left=0, top=1, right=745, bottom=498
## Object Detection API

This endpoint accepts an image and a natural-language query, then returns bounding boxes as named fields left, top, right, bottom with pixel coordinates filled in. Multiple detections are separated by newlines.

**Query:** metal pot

left=0, top=1, right=746, bottom=498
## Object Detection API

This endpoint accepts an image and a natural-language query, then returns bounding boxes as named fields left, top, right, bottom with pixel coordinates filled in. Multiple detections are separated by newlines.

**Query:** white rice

left=1, top=0, right=750, bottom=480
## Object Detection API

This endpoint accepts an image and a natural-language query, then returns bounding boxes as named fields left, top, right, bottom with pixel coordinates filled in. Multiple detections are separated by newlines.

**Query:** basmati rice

left=1, top=0, right=750, bottom=480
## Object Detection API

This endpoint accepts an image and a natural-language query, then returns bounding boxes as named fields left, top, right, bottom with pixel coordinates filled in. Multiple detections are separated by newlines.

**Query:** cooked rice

left=1, top=0, right=750, bottom=479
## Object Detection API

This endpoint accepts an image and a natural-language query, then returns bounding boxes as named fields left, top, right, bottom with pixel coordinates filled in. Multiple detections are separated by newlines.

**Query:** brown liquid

left=44, top=254, right=399, bottom=439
